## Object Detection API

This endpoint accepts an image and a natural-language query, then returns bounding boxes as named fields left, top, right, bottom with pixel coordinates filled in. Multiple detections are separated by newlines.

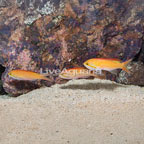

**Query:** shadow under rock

left=60, top=82, right=125, bottom=91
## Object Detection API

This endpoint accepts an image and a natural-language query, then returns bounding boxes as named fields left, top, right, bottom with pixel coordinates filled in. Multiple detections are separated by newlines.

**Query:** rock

left=117, top=61, right=144, bottom=86
left=0, top=0, right=144, bottom=96
left=17, top=0, right=63, bottom=25
left=0, top=65, right=6, bottom=95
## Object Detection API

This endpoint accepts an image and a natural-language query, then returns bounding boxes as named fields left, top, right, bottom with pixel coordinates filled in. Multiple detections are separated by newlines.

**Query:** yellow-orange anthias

left=59, top=67, right=102, bottom=79
left=83, top=58, right=132, bottom=73
left=8, top=69, right=51, bottom=81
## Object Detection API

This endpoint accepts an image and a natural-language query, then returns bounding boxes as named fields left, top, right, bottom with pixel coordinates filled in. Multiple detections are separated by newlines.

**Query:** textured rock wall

left=0, top=0, right=144, bottom=96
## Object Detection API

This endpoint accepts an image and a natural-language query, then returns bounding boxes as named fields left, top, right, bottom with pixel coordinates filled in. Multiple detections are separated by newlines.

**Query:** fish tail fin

left=43, top=76, right=53, bottom=81
left=39, top=73, right=52, bottom=81
left=41, top=73, right=50, bottom=77
left=122, top=59, right=132, bottom=73
left=122, top=66, right=130, bottom=73
left=123, top=59, right=132, bottom=66
left=90, top=70, right=105, bottom=78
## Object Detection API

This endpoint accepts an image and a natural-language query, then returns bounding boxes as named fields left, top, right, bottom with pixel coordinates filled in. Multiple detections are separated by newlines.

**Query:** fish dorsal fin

left=95, top=58, right=121, bottom=61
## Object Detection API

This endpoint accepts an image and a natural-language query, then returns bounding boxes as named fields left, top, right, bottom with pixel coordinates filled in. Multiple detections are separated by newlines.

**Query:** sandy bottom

left=0, top=79, right=144, bottom=144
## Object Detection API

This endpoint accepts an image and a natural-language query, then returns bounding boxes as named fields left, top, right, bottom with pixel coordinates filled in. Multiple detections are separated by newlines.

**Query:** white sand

left=0, top=79, right=144, bottom=144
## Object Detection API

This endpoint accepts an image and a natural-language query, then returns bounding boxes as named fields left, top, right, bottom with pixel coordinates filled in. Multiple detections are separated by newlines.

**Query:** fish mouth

left=8, top=73, right=13, bottom=78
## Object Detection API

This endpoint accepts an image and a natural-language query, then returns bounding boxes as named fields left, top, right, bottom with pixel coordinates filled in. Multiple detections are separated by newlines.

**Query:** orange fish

left=83, top=58, right=132, bottom=74
left=59, top=67, right=101, bottom=79
left=8, top=69, right=51, bottom=81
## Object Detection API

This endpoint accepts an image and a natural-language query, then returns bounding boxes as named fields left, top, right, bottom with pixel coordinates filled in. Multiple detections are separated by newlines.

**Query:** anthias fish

left=83, top=58, right=131, bottom=74
left=8, top=70, right=51, bottom=81
left=59, top=67, right=100, bottom=79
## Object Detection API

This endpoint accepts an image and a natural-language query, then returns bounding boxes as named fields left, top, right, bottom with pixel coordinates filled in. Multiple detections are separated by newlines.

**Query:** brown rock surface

left=0, top=0, right=144, bottom=96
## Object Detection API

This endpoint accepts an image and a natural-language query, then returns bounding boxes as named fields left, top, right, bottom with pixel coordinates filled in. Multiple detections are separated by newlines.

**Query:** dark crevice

left=133, top=39, right=144, bottom=63
left=0, top=65, right=7, bottom=95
